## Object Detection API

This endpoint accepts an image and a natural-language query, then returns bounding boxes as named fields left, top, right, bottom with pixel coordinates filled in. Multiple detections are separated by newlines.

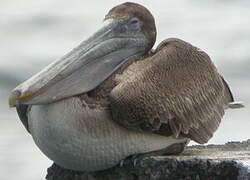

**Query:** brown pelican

left=9, top=2, right=243, bottom=171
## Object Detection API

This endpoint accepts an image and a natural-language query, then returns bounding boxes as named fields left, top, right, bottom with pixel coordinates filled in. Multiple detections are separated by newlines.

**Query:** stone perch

left=46, top=140, right=250, bottom=180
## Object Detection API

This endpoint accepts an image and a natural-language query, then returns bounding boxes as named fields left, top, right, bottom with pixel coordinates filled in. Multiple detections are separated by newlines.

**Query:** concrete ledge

left=46, top=140, right=250, bottom=180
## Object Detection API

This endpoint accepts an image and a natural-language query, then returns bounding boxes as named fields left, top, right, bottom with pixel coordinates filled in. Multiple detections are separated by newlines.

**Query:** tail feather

left=228, top=101, right=245, bottom=109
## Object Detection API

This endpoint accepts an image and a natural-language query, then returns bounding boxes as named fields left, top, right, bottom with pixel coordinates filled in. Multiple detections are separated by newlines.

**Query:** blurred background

left=0, top=0, right=249, bottom=179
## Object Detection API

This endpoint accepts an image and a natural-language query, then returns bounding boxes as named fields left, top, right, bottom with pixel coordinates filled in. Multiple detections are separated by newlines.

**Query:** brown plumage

left=110, top=38, right=234, bottom=144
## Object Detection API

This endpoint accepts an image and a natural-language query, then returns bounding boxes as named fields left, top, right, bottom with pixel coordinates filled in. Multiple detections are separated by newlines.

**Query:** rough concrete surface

left=46, top=140, right=250, bottom=180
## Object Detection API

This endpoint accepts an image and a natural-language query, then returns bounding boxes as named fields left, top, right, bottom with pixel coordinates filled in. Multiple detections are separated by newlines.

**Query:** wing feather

left=110, top=38, right=233, bottom=144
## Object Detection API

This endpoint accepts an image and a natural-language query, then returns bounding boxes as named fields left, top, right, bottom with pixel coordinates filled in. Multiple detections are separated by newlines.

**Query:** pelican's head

left=9, top=2, right=156, bottom=107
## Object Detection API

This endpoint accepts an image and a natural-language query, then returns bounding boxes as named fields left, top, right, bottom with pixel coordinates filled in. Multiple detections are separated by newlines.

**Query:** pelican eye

left=130, top=19, right=139, bottom=24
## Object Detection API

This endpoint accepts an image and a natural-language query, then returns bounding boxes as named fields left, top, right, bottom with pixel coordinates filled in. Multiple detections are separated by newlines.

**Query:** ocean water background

left=0, top=0, right=249, bottom=179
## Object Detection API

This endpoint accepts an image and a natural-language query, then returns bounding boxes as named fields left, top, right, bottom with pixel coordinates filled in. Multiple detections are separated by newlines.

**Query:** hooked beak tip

left=9, top=90, right=21, bottom=108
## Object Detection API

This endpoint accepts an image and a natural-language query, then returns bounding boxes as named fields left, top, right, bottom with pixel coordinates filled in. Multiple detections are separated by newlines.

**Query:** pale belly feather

left=28, top=97, right=187, bottom=171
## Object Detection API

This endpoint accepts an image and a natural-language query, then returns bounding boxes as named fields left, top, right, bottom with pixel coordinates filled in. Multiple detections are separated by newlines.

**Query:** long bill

left=9, top=18, right=149, bottom=107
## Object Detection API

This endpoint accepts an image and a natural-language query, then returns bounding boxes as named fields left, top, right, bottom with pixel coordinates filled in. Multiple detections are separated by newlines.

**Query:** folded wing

left=110, top=38, right=235, bottom=144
